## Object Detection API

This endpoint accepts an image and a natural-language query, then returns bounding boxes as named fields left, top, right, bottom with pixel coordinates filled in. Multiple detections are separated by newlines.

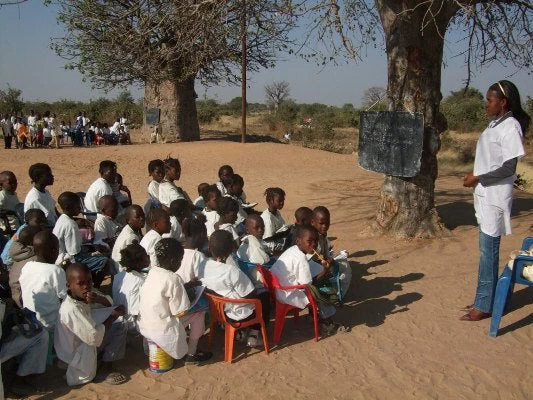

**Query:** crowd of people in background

left=0, top=111, right=132, bottom=150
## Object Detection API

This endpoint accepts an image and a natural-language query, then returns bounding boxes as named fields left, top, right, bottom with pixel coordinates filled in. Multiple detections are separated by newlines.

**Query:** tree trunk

left=143, top=77, right=200, bottom=141
left=370, top=1, right=456, bottom=238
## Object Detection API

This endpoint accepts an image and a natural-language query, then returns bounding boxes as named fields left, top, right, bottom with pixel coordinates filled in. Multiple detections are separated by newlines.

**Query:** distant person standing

left=461, top=80, right=530, bottom=321
left=1, top=114, right=14, bottom=149
left=27, top=110, right=37, bottom=147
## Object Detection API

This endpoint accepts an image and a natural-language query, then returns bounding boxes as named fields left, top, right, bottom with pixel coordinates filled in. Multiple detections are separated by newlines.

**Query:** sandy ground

left=0, top=139, right=532, bottom=400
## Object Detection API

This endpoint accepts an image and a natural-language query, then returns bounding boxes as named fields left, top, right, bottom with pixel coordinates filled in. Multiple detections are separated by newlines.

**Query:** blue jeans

left=473, top=230, right=501, bottom=313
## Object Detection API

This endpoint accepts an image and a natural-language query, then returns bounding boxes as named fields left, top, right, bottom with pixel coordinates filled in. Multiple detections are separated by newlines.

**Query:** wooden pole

left=241, top=0, right=247, bottom=143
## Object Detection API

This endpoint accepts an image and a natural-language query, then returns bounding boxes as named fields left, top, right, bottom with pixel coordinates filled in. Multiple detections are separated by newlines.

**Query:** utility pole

left=241, top=0, right=247, bottom=143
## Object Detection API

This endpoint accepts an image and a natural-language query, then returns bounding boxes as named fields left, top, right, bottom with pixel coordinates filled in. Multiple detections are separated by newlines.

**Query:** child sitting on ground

left=94, top=195, right=120, bottom=250
left=20, top=230, right=66, bottom=330
left=158, top=157, right=193, bottom=210
left=1, top=209, right=47, bottom=267
left=0, top=170, right=21, bottom=232
left=216, top=165, right=233, bottom=197
left=112, top=173, right=132, bottom=215
left=224, top=174, right=248, bottom=228
left=311, top=206, right=351, bottom=298
left=23, top=163, right=58, bottom=227
left=53, top=191, right=110, bottom=287
left=215, top=196, right=240, bottom=250
left=112, top=242, right=150, bottom=332
left=144, top=159, right=165, bottom=218
left=199, top=230, right=270, bottom=347
left=111, top=205, right=145, bottom=273
left=55, top=262, right=127, bottom=386
left=202, top=184, right=221, bottom=237
left=237, top=215, right=270, bottom=289
left=84, top=160, right=117, bottom=218
left=261, top=187, right=289, bottom=255
left=139, top=238, right=212, bottom=365
left=270, top=225, right=347, bottom=335
left=9, top=225, right=43, bottom=308
left=140, top=208, right=171, bottom=268
left=163, top=199, right=193, bottom=242
left=194, top=183, right=209, bottom=210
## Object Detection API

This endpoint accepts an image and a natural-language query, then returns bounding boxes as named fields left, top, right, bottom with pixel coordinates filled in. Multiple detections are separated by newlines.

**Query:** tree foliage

left=52, top=1, right=295, bottom=90
left=265, top=80, right=291, bottom=110
left=440, top=88, right=488, bottom=132
left=0, top=86, right=24, bottom=115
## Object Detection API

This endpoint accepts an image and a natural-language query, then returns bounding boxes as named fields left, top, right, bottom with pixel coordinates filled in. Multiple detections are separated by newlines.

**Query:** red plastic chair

left=257, top=265, right=320, bottom=344
left=205, top=292, right=269, bottom=363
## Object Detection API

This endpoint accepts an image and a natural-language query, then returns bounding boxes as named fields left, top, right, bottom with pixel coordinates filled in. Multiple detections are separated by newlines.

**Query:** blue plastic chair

left=489, top=237, right=533, bottom=337
left=234, top=256, right=274, bottom=282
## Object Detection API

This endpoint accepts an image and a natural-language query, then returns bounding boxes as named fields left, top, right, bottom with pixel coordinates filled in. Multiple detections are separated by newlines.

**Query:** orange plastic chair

left=257, top=265, right=320, bottom=344
left=205, top=292, right=269, bottom=363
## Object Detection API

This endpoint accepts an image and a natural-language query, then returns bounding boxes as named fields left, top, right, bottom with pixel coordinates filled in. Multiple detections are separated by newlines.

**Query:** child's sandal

left=102, top=372, right=126, bottom=385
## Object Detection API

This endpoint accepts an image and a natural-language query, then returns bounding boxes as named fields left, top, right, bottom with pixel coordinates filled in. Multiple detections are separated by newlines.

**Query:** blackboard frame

left=358, top=111, right=424, bottom=178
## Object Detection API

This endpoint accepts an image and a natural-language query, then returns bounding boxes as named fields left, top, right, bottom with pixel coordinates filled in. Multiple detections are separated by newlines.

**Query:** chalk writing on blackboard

left=358, top=111, right=424, bottom=178
left=145, top=108, right=161, bottom=125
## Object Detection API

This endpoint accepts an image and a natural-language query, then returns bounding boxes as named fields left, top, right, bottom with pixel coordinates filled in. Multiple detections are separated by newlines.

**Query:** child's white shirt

left=24, top=187, right=57, bottom=226
left=0, top=190, right=20, bottom=231
left=225, top=194, right=247, bottom=225
left=158, top=180, right=185, bottom=207
left=198, top=259, right=255, bottom=321
left=138, top=266, right=190, bottom=359
left=84, top=177, right=113, bottom=215
left=20, top=260, right=67, bottom=328
left=218, top=222, right=239, bottom=241
left=237, top=235, right=270, bottom=265
left=193, top=196, right=205, bottom=209
left=147, top=180, right=160, bottom=200
left=178, top=248, right=207, bottom=284
left=53, top=214, right=82, bottom=263
left=140, top=229, right=162, bottom=268
left=111, top=224, right=141, bottom=273
left=112, top=270, right=146, bottom=330
left=202, top=208, right=219, bottom=237
left=94, top=213, right=119, bottom=246
left=261, top=209, right=286, bottom=239
left=162, top=216, right=183, bottom=242
left=270, top=245, right=314, bottom=309
left=54, top=295, right=106, bottom=386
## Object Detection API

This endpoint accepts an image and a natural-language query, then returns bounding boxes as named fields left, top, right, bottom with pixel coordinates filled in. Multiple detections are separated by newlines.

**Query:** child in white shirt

left=23, top=163, right=58, bottom=227
left=143, top=159, right=165, bottom=219
left=0, top=170, right=21, bottom=232
left=224, top=174, right=248, bottom=228
left=179, top=218, right=208, bottom=284
left=202, top=184, right=221, bottom=237
left=84, top=160, right=117, bottom=218
left=55, top=263, right=127, bottom=386
left=162, top=199, right=192, bottom=242
left=139, top=238, right=212, bottom=365
left=194, top=183, right=209, bottom=210
left=215, top=196, right=240, bottom=249
left=112, top=242, right=149, bottom=331
left=261, top=187, right=289, bottom=255
left=53, top=191, right=109, bottom=287
left=237, top=215, right=270, bottom=288
left=111, top=205, right=145, bottom=273
left=20, top=230, right=66, bottom=330
left=94, top=195, right=120, bottom=249
left=199, top=230, right=270, bottom=348
left=158, top=157, right=193, bottom=209
left=140, top=208, right=171, bottom=268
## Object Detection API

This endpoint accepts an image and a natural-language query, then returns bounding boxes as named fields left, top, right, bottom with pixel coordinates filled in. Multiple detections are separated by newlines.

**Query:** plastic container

left=147, top=340, right=173, bottom=373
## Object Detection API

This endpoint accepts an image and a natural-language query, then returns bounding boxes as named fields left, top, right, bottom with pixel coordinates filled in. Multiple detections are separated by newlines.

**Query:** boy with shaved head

left=111, top=205, right=145, bottom=273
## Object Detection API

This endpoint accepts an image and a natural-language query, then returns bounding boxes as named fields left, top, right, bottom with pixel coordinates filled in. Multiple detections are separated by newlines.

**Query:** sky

left=0, top=2, right=531, bottom=107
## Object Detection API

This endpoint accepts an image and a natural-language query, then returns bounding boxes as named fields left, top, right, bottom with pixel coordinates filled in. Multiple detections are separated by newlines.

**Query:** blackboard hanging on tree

left=358, top=111, right=424, bottom=178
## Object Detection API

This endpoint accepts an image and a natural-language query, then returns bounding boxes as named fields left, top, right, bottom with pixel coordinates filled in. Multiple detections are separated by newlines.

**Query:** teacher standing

left=461, top=80, right=530, bottom=321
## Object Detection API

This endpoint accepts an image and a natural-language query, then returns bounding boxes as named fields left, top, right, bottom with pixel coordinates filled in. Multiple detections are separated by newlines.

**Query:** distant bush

left=197, top=99, right=220, bottom=124
left=440, top=88, right=488, bottom=132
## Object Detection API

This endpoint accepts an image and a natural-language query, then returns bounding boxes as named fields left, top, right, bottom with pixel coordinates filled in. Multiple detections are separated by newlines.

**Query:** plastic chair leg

left=260, top=322, right=269, bottom=355
left=273, top=305, right=290, bottom=344
left=489, top=268, right=512, bottom=338
left=224, top=325, right=236, bottom=363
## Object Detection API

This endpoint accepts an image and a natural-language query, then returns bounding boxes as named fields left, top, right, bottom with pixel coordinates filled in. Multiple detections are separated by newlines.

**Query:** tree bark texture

left=371, top=1, right=455, bottom=238
left=143, top=77, right=200, bottom=142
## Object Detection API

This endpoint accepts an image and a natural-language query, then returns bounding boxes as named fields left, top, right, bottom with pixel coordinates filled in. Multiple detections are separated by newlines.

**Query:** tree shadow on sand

left=200, top=130, right=283, bottom=144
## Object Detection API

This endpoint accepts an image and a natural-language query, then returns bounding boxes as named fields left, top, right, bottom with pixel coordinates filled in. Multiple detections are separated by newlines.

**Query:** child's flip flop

left=102, top=372, right=126, bottom=385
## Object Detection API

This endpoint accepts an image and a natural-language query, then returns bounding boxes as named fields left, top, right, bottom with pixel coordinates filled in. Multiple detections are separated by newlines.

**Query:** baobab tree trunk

left=144, top=77, right=200, bottom=141
left=371, top=1, right=456, bottom=238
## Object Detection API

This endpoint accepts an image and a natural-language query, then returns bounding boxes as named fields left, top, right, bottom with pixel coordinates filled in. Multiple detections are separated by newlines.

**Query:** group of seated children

left=0, top=157, right=352, bottom=395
